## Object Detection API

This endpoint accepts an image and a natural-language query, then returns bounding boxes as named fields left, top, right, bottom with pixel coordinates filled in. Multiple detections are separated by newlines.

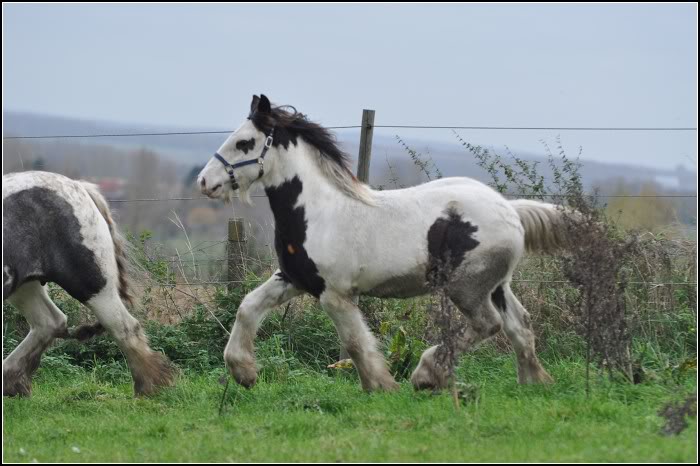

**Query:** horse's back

left=375, top=176, right=521, bottom=240
left=2, top=171, right=111, bottom=302
left=377, top=176, right=511, bottom=210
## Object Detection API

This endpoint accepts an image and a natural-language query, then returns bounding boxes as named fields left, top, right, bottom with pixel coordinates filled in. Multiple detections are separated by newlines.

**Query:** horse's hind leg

left=320, top=290, right=399, bottom=392
left=498, top=283, right=553, bottom=384
left=3, top=282, right=68, bottom=396
left=411, top=297, right=503, bottom=391
left=85, top=287, right=175, bottom=396
left=411, top=255, right=508, bottom=391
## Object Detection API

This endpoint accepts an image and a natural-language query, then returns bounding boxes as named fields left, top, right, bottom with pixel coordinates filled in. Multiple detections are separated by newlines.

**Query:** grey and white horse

left=198, top=95, right=566, bottom=391
left=2, top=171, right=175, bottom=396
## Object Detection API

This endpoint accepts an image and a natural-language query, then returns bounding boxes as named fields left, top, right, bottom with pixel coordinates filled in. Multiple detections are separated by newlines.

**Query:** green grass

left=3, top=352, right=696, bottom=463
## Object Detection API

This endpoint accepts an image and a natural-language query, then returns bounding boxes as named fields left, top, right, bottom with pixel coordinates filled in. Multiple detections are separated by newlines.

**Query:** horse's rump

left=2, top=172, right=130, bottom=305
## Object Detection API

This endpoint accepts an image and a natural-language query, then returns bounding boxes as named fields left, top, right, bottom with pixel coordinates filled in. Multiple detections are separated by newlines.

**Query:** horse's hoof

left=3, top=371, right=32, bottom=397
left=227, top=360, right=257, bottom=388
left=232, top=371, right=257, bottom=389
left=132, top=351, right=177, bottom=396
left=411, top=364, right=448, bottom=392
left=518, top=368, right=555, bottom=385
left=363, top=377, right=400, bottom=393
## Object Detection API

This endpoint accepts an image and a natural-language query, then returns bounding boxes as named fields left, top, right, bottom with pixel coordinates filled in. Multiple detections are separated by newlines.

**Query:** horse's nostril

left=200, top=177, right=206, bottom=188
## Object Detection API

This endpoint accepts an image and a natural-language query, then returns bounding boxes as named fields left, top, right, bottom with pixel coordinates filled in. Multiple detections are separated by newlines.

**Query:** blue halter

left=214, top=127, right=275, bottom=190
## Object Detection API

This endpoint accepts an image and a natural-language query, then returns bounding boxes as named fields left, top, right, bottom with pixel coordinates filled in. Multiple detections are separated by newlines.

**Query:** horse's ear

left=258, top=94, right=272, bottom=114
left=250, top=95, right=260, bottom=115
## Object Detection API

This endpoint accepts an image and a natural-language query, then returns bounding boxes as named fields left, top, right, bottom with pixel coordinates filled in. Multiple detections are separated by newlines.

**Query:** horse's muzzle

left=198, top=176, right=224, bottom=198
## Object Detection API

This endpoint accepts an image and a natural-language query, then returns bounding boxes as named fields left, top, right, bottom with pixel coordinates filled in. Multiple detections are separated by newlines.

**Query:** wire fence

left=5, top=122, right=696, bottom=290
left=1, top=126, right=363, bottom=140
left=108, top=195, right=266, bottom=202
left=5, top=123, right=697, bottom=205
left=3, top=124, right=697, bottom=140
left=153, top=278, right=697, bottom=288
left=105, top=193, right=697, bottom=203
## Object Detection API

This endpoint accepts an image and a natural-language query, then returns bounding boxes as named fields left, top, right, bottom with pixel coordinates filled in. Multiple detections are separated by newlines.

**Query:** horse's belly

left=363, top=273, right=429, bottom=298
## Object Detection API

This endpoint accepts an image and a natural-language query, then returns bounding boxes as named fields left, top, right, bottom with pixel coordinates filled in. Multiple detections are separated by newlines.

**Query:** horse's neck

left=263, top=143, right=346, bottom=222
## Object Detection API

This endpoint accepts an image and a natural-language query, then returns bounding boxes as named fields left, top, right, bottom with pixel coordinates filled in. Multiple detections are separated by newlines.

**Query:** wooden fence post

left=227, top=218, right=246, bottom=291
left=356, top=109, right=375, bottom=183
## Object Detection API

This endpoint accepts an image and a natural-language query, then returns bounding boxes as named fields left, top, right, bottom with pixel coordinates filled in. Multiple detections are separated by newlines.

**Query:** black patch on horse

left=265, top=177, right=325, bottom=297
left=427, top=207, right=480, bottom=285
left=275, top=270, right=291, bottom=284
left=491, top=285, right=507, bottom=312
left=3, top=187, right=107, bottom=302
left=235, top=138, right=256, bottom=155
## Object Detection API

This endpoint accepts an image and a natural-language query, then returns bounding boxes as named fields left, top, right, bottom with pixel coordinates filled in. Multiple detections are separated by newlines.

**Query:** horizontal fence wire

left=161, top=258, right=228, bottom=264
left=511, top=279, right=696, bottom=286
left=3, top=125, right=697, bottom=140
left=164, top=241, right=229, bottom=257
left=106, top=193, right=697, bottom=203
left=156, top=251, right=697, bottom=265
left=2, top=126, right=362, bottom=140
left=152, top=279, right=696, bottom=287
left=508, top=194, right=697, bottom=198
left=374, top=125, right=698, bottom=131
left=108, top=195, right=267, bottom=202
left=160, top=252, right=698, bottom=267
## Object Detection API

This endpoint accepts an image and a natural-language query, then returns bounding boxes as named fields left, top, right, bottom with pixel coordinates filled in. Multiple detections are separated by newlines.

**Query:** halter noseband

left=213, top=127, right=275, bottom=190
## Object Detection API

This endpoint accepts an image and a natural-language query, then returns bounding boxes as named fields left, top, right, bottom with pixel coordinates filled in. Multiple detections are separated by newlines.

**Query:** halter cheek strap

left=214, top=127, right=275, bottom=190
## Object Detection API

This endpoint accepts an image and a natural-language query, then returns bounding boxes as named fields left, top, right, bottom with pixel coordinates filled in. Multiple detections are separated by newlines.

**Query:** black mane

left=249, top=104, right=352, bottom=172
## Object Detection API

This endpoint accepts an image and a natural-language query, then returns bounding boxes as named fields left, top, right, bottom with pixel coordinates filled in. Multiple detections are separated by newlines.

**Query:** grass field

left=3, top=351, right=696, bottom=463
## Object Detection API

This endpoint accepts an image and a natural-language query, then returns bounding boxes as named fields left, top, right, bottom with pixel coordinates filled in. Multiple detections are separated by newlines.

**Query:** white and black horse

left=2, top=171, right=175, bottom=396
left=198, top=95, right=566, bottom=391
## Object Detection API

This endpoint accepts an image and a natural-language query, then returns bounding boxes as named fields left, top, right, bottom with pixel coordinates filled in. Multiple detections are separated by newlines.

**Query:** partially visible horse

left=2, top=171, right=175, bottom=396
left=198, top=95, right=566, bottom=392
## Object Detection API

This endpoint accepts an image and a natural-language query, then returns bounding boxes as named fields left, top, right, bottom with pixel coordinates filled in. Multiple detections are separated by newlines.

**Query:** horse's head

left=198, top=94, right=276, bottom=203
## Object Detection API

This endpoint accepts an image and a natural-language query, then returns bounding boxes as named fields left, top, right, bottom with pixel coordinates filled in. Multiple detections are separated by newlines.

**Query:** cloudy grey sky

left=3, top=3, right=697, bottom=170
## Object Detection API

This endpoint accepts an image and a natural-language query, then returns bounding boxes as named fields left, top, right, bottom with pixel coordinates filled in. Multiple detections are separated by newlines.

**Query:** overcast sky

left=3, top=3, right=697, bottom=170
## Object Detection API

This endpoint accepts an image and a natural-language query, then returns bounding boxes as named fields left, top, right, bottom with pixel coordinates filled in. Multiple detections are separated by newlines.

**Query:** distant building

left=87, top=177, right=128, bottom=200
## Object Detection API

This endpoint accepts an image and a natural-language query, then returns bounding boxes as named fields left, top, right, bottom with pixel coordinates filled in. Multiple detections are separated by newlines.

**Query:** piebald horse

left=2, top=171, right=175, bottom=396
left=198, top=95, right=565, bottom=391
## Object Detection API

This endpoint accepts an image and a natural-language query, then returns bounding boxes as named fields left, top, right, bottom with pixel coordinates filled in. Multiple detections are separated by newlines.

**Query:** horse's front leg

left=320, top=290, right=399, bottom=392
left=224, top=271, right=301, bottom=387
